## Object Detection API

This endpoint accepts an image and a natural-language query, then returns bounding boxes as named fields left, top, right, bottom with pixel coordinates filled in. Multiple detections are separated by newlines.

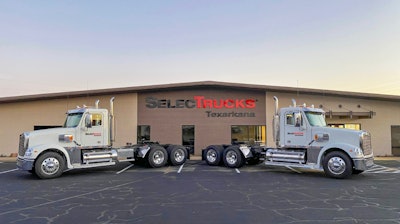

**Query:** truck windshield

left=64, top=113, right=83, bottom=128
left=305, top=111, right=327, bottom=127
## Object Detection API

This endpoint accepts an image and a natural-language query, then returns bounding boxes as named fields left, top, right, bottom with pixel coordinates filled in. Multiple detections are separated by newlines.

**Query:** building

left=0, top=81, right=399, bottom=157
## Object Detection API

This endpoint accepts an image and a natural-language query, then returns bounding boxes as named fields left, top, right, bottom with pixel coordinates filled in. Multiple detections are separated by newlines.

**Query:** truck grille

left=361, top=132, right=372, bottom=156
left=18, top=133, right=28, bottom=156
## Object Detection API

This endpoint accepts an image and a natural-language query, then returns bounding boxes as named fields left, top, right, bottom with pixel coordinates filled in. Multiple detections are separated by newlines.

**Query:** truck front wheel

left=323, top=151, right=352, bottom=179
left=34, top=152, right=65, bottom=179
left=147, top=146, right=168, bottom=168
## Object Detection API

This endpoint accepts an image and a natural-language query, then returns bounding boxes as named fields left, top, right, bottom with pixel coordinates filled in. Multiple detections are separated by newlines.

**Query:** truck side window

left=91, top=113, right=102, bottom=126
left=286, top=113, right=294, bottom=125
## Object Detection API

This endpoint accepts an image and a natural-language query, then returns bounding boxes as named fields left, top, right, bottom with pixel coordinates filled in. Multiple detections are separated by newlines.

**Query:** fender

left=316, top=142, right=362, bottom=169
left=29, top=144, right=73, bottom=169
left=137, top=145, right=151, bottom=158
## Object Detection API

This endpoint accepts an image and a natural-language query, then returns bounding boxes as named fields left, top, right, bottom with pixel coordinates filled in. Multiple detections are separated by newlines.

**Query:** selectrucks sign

left=145, top=96, right=257, bottom=118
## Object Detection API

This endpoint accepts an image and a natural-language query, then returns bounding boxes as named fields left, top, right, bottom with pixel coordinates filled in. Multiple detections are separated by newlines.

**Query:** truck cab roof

left=67, top=107, right=107, bottom=114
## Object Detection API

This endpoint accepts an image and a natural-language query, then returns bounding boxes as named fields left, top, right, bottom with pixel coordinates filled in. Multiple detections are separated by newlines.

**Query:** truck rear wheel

left=147, top=146, right=168, bottom=168
left=168, top=145, right=187, bottom=166
left=223, top=147, right=244, bottom=168
left=204, top=146, right=223, bottom=166
left=34, top=151, right=65, bottom=179
left=323, top=151, right=352, bottom=179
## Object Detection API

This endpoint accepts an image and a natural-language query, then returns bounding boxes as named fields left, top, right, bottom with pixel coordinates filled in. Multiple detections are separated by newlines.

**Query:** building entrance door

left=182, top=125, right=195, bottom=154
left=391, top=125, right=400, bottom=156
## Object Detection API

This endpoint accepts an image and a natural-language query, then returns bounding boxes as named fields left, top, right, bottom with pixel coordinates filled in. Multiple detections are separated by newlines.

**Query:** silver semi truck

left=17, top=98, right=190, bottom=179
left=203, top=96, right=374, bottom=178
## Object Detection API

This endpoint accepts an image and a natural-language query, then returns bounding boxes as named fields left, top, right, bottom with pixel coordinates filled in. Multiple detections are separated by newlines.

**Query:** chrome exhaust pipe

left=110, top=97, right=115, bottom=146
left=273, top=96, right=279, bottom=116
left=272, top=96, right=280, bottom=146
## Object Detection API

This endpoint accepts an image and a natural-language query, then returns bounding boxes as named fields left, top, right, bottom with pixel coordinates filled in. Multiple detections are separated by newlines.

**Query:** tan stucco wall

left=0, top=93, right=138, bottom=156
left=266, top=91, right=400, bottom=156
left=0, top=86, right=399, bottom=157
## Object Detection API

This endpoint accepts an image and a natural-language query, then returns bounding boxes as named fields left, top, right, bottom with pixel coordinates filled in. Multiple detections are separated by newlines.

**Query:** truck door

left=81, top=113, right=106, bottom=147
left=283, top=111, right=309, bottom=147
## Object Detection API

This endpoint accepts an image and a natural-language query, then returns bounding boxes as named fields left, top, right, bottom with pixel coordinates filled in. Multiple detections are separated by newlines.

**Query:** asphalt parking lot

left=0, top=158, right=400, bottom=224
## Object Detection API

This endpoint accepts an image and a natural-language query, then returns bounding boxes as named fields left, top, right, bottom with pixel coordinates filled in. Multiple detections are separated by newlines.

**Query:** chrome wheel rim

left=173, top=149, right=185, bottom=163
left=41, top=157, right=60, bottom=175
left=206, top=149, right=217, bottom=163
left=226, top=151, right=238, bottom=165
left=152, top=150, right=165, bottom=165
left=327, top=156, right=346, bottom=175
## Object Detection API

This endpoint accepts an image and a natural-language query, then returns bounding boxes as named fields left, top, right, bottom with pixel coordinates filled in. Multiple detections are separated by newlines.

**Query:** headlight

left=354, top=148, right=364, bottom=157
left=24, top=148, right=34, bottom=157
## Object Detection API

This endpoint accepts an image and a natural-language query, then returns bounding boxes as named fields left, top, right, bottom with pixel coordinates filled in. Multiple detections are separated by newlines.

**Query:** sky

left=0, top=0, right=399, bottom=97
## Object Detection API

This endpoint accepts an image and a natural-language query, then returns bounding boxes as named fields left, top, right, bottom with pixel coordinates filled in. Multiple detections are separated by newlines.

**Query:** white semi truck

left=203, top=96, right=374, bottom=178
left=17, top=98, right=190, bottom=179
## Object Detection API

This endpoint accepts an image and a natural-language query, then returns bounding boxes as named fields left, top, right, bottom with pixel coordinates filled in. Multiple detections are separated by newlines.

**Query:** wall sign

left=146, top=96, right=256, bottom=109
left=145, top=96, right=257, bottom=118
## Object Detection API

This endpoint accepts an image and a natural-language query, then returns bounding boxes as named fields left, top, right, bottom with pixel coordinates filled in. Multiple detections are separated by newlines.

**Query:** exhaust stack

left=273, top=96, right=279, bottom=116
left=109, top=97, right=115, bottom=146
left=272, top=96, right=280, bottom=147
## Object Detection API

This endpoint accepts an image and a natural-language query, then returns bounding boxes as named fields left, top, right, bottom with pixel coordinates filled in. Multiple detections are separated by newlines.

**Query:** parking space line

left=177, top=164, right=185, bottom=173
left=116, top=164, right=134, bottom=174
left=0, top=168, right=19, bottom=174
left=235, top=168, right=240, bottom=174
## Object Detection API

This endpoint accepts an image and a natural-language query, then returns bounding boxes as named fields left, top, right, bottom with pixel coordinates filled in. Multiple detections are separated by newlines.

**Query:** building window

left=137, top=125, right=150, bottom=143
left=391, top=125, right=400, bottom=156
left=328, top=123, right=361, bottom=130
left=182, top=125, right=195, bottom=154
left=231, top=125, right=266, bottom=145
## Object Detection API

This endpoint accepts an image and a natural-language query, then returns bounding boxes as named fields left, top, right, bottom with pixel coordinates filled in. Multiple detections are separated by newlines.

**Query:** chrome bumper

left=16, top=157, right=34, bottom=171
left=353, top=156, right=374, bottom=171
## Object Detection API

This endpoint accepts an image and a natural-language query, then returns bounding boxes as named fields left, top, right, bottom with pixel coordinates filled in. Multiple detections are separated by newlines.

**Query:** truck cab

left=64, top=107, right=110, bottom=148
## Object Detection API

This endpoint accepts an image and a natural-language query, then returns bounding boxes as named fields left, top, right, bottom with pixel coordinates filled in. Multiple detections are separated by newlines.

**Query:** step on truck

left=203, top=96, right=374, bottom=178
left=17, top=97, right=191, bottom=179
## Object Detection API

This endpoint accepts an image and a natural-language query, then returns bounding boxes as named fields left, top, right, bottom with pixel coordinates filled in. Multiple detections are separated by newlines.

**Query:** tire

left=223, top=147, right=244, bottom=168
left=147, top=146, right=168, bottom=168
left=323, top=151, right=353, bottom=179
left=169, top=145, right=187, bottom=166
left=204, top=146, right=223, bottom=166
left=34, top=151, right=65, bottom=179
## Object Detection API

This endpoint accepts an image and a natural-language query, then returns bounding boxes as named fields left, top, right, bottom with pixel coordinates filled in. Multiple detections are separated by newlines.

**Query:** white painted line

left=235, top=168, right=241, bottom=174
left=0, top=168, right=19, bottom=174
left=177, top=164, right=185, bottom=173
left=116, top=164, right=134, bottom=174
left=285, top=166, right=302, bottom=174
